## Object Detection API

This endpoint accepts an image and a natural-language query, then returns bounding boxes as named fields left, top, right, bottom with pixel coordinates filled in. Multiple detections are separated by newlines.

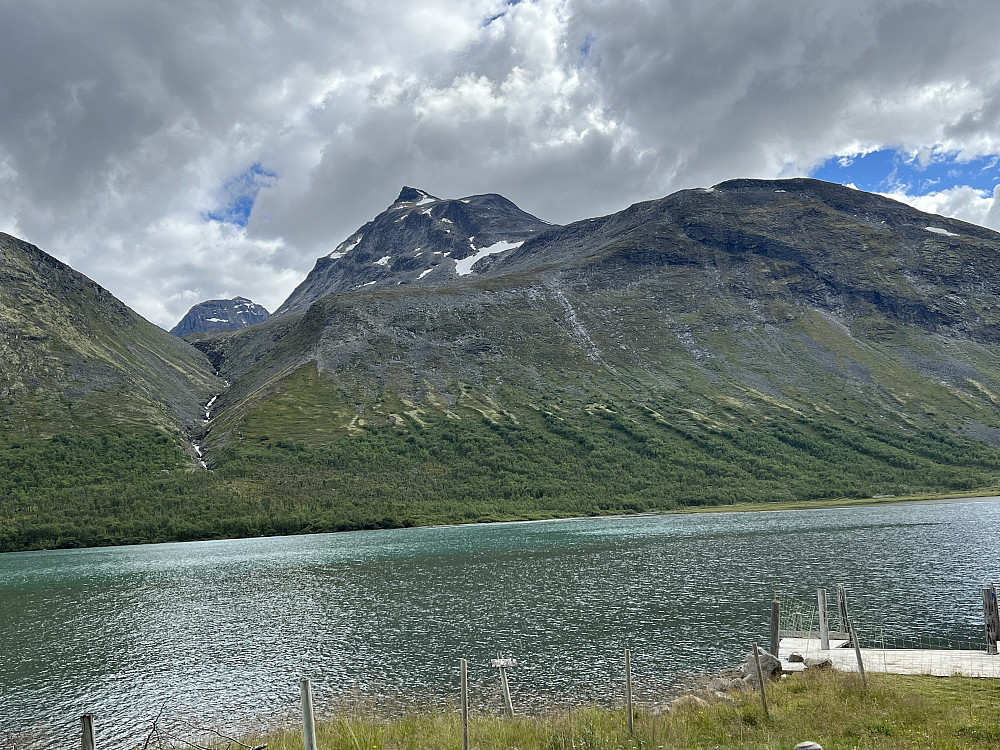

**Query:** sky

left=2, top=0, right=1000, bottom=329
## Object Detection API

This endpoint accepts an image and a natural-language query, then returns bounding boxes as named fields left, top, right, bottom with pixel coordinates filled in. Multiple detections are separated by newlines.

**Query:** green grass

left=187, top=671, right=1000, bottom=750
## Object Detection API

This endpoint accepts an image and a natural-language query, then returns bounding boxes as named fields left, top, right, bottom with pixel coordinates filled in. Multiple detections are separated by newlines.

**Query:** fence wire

left=774, top=586, right=1000, bottom=679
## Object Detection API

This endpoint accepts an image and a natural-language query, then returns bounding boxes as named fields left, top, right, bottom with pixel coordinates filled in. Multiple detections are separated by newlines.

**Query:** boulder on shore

left=739, top=650, right=782, bottom=685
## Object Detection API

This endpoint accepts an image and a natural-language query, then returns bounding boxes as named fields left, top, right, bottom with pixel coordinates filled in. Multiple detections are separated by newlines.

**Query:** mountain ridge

left=0, top=232, right=219, bottom=438
left=6, top=178, right=1000, bottom=552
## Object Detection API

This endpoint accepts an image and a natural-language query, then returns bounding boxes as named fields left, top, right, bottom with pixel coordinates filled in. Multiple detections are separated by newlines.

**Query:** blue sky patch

left=204, top=163, right=277, bottom=227
left=810, top=148, right=1000, bottom=196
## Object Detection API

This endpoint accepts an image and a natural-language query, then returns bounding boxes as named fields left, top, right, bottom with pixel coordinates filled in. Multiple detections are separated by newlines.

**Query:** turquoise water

left=2, top=498, right=999, bottom=746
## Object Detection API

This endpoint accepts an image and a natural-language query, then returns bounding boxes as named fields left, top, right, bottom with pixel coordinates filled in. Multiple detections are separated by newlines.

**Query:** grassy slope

left=7, top=289, right=1000, bottom=553
left=3, top=363, right=997, bottom=551
left=183, top=671, right=1000, bottom=750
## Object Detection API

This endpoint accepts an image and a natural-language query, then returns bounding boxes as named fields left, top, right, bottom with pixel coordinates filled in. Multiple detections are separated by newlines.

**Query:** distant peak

left=394, top=186, right=438, bottom=204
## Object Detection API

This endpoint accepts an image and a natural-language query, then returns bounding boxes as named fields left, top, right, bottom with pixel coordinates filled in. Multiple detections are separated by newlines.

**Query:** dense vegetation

left=2, top=387, right=997, bottom=552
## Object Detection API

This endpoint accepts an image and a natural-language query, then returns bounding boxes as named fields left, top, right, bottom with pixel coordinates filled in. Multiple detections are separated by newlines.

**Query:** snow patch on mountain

left=454, top=240, right=523, bottom=275
left=330, top=235, right=363, bottom=258
left=375, top=255, right=391, bottom=266
left=925, top=226, right=960, bottom=237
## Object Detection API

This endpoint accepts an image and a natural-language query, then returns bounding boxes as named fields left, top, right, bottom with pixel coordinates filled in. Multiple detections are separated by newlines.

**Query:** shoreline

left=6, top=486, right=1000, bottom=555
left=16, top=671, right=1000, bottom=750
left=426, top=486, right=1000, bottom=531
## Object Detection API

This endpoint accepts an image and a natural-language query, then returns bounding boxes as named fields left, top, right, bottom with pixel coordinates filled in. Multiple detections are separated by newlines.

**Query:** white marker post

left=490, top=655, right=517, bottom=717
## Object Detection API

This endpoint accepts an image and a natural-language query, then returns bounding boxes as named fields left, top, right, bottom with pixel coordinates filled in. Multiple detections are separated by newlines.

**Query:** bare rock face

left=171, top=297, right=270, bottom=336
left=271, top=187, right=555, bottom=318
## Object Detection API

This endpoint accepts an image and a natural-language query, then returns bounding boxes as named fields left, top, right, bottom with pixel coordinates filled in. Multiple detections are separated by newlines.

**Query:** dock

left=778, top=636, right=1000, bottom=678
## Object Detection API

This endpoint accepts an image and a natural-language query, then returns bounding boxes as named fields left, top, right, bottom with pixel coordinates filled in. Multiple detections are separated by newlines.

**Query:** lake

left=2, top=498, right=999, bottom=747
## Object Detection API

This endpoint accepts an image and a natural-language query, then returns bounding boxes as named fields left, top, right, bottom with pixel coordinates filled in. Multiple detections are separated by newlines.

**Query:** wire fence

left=12, top=587, right=999, bottom=750
left=774, top=585, right=1000, bottom=679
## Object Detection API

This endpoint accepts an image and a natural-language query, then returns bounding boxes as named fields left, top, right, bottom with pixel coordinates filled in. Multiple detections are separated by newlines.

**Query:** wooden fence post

left=984, top=586, right=999, bottom=655
left=300, top=678, right=317, bottom=750
left=499, top=665, right=513, bottom=717
left=770, top=591, right=780, bottom=657
left=81, top=714, right=96, bottom=750
left=460, top=659, right=470, bottom=750
left=817, top=588, right=830, bottom=650
left=624, top=648, right=634, bottom=735
left=837, top=585, right=851, bottom=644
left=847, top=619, right=867, bottom=689
left=752, top=643, right=770, bottom=720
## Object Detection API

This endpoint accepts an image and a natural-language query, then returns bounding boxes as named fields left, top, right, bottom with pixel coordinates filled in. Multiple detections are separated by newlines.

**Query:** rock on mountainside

left=171, top=297, right=270, bottom=336
left=271, top=186, right=554, bottom=317
left=0, top=232, right=219, bottom=438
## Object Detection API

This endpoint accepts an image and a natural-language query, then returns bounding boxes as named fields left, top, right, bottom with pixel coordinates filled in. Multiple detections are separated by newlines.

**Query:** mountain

left=0, top=232, right=226, bottom=551
left=7, top=178, right=1000, bottom=552
left=184, top=179, right=1000, bottom=529
left=0, top=232, right=219, bottom=437
left=272, top=186, right=554, bottom=317
left=206, top=178, right=1000, bottom=429
left=171, top=297, right=270, bottom=336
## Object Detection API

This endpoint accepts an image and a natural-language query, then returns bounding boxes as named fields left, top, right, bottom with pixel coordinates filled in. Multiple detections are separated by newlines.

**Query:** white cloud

left=881, top=184, right=1000, bottom=231
left=2, top=0, right=1000, bottom=327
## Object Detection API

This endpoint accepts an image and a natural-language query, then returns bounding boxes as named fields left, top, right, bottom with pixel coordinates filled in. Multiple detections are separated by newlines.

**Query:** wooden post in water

left=837, top=585, right=851, bottom=644
left=300, top=678, right=317, bottom=750
left=81, top=714, right=96, bottom=750
left=624, top=648, right=634, bottom=735
left=752, top=643, right=770, bottom=720
left=817, top=588, right=830, bottom=650
left=460, top=659, right=470, bottom=750
left=847, top=619, right=867, bottom=689
left=984, top=586, right=1000, bottom=655
left=770, top=591, right=780, bottom=657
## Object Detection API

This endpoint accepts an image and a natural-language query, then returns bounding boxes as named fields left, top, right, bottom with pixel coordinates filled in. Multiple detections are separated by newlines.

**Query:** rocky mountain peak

left=171, top=297, right=270, bottom=337
left=393, top=186, right=437, bottom=204
left=272, top=189, right=557, bottom=318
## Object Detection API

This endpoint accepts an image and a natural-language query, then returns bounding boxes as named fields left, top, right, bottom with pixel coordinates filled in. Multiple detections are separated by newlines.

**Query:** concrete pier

left=778, top=637, right=1000, bottom=678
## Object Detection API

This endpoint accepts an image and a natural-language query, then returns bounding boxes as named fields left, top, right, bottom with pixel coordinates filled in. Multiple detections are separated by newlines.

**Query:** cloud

left=2, top=0, right=1000, bottom=327
left=880, top=184, right=1000, bottom=231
